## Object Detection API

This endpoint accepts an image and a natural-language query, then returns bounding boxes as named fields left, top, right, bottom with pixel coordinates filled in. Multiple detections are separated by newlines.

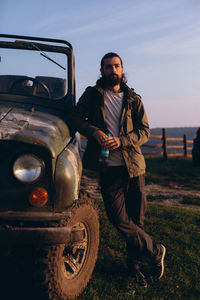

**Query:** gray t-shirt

left=104, top=89, right=125, bottom=166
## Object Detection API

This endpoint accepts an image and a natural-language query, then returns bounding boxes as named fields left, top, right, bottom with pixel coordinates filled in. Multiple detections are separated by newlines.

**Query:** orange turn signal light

left=29, top=188, right=48, bottom=207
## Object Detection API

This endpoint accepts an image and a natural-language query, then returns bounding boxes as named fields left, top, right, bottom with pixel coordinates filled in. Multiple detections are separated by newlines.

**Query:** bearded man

left=71, top=52, right=166, bottom=288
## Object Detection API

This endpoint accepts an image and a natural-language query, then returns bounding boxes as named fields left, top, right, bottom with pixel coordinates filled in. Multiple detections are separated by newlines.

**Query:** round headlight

left=13, top=154, right=44, bottom=183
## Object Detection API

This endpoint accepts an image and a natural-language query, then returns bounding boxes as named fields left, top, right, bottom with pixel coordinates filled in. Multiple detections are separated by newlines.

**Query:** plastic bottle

left=101, top=133, right=111, bottom=159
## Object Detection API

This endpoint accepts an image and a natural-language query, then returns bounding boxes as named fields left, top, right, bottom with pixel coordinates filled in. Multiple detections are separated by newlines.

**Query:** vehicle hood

left=0, top=105, right=71, bottom=158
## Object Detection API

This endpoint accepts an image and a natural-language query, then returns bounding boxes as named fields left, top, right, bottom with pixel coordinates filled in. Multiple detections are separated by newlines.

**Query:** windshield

left=0, top=45, right=68, bottom=100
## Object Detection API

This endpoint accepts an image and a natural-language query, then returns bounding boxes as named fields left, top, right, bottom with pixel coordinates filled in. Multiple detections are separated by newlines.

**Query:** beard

left=101, top=73, right=122, bottom=87
left=96, top=72, right=127, bottom=89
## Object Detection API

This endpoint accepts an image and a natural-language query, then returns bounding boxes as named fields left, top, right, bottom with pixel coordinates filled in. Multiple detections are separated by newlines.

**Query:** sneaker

left=135, top=269, right=148, bottom=288
left=129, top=269, right=148, bottom=288
left=152, top=244, right=166, bottom=278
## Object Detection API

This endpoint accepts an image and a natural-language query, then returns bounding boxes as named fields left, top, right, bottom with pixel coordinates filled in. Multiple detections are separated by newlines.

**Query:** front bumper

left=0, top=211, right=84, bottom=245
left=0, top=226, right=84, bottom=245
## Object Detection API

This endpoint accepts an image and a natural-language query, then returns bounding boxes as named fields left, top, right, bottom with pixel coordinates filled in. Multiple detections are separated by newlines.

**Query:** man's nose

left=111, top=65, right=117, bottom=72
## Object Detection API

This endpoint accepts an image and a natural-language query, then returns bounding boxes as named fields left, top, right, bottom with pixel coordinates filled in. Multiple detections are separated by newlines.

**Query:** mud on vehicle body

left=0, top=34, right=99, bottom=300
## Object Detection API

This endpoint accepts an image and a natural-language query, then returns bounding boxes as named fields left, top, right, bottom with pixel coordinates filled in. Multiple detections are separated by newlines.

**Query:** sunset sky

left=1, top=0, right=200, bottom=128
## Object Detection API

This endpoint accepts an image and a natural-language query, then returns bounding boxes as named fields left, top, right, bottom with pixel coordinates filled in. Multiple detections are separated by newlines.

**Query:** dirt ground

left=81, top=175, right=200, bottom=210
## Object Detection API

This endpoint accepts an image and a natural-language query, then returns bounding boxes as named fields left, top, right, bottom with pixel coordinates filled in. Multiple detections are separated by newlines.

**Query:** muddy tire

left=36, top=192, right=99, bottom=300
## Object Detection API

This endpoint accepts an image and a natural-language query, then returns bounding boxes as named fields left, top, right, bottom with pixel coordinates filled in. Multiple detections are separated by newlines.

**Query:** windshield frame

left=0, top=34, right=75, bottom=109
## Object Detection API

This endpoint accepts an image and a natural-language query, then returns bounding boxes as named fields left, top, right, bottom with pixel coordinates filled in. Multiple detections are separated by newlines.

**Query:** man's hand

left=93, top=130, right=121, bottom=150
left=93, top=130, right=108, bottom=147
left=105, top=136, right=121, bottom=150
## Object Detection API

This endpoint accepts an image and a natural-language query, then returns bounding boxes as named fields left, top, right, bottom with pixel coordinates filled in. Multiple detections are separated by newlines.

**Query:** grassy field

left=79, top=158, right=200, bottom=299
left=145, top=157, right=200, bottom=190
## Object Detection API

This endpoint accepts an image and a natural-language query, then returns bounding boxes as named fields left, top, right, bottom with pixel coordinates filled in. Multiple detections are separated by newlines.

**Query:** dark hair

left=100, top=52, right=123, bottom=69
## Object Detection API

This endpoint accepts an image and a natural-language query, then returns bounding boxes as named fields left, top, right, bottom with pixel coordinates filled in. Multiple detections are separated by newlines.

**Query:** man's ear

left=100, top=68, right=103, bottom=75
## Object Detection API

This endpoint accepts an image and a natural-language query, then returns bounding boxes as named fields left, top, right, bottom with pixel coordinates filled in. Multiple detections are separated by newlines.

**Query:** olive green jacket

left=71, top=84, right=150, bottom=177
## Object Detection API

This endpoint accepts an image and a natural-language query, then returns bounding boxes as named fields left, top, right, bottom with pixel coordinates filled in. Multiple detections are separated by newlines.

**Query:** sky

left=1, top=0, right=200, bottom=128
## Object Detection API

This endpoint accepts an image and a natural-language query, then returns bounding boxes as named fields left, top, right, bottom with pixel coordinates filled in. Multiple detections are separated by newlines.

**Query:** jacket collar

left=94, top=83, right=135, bottom=101
left=94, top=84, right=104, bottom=95
left=122, top=85, right=136, bottom=103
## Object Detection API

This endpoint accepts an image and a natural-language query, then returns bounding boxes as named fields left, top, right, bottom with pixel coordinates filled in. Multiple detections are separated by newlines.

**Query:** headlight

left=13, top=154, right=44, bottom=183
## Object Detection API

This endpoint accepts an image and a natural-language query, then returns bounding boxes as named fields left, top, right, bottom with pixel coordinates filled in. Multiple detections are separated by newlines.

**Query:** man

left=71, top=52, right=166, bottom=287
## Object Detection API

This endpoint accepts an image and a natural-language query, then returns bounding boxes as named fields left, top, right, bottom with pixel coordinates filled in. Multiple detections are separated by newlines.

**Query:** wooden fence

left=79, top=128, right=194, bottom=160
left=142, top=128, right=193, bottom=160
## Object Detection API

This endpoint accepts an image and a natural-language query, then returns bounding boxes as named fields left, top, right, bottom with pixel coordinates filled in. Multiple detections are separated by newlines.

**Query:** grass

left=148, top=193, right=200, bottom=207
left=78, top=201, right=200, bottom=299
left=78, top=158, right=200, bottom=299
left=145, top=157, right=200, bottom=190
left=147, top=195, right=171, bottom=202
left=181, top=195, right=200, bottom=206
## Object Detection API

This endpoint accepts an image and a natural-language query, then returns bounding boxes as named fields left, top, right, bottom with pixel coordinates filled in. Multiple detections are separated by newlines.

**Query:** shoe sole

left=159, top=244, right=166, bottom=279
left=135, top=274, right=148, bottom=288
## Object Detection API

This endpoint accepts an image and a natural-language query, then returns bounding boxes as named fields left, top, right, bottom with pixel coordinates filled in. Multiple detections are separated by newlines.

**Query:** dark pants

left=99, top=166, right=158, bottom=269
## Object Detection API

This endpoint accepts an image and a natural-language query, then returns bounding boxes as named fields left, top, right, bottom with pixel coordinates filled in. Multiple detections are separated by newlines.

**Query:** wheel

left=35, top=193, right=99, bottom=300
left=0, top=193, right=99, bottom=300
left=9, top=76, right=51, bottom=98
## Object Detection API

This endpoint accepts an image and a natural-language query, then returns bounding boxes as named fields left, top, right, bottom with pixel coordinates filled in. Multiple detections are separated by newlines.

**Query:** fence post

left=183, top=134, right=187, bottom=157
left=162, top=128, right=168, bottom=160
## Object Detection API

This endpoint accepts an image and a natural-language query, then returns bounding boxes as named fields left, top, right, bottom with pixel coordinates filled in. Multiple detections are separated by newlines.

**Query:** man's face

left=101, top=56, right=124, bottom=86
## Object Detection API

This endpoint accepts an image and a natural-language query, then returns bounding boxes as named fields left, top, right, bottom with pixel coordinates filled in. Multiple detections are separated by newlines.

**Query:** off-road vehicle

left=192, top=128, right=200, bottom=165
left=0, top=34, right=99, bottom=300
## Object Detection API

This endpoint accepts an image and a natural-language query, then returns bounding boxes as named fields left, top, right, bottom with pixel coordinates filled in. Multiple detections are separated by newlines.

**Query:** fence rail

left=143, top=128, right=193, bottom=160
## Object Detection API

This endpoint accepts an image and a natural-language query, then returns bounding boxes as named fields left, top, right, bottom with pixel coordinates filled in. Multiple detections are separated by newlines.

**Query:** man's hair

left=97, top=52, right=127, bottom=88
left=100, top=52, right=123, bottom=69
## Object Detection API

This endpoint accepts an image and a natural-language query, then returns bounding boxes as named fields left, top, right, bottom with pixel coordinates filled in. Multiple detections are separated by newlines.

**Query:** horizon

left=1, top=0, right=200, bottom=128
left=150, top=126, right=198, bottom=129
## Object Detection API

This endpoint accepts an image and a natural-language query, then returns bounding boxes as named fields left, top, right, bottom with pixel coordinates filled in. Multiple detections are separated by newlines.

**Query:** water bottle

left=101, top=133, right=111, bottom=159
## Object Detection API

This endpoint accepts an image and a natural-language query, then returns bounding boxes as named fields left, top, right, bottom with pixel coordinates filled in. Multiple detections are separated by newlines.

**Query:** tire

left=35, top=191, right=100, bottom=300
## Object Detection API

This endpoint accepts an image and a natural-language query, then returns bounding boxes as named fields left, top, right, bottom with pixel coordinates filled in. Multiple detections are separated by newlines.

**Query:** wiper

left=14, top=40, right=66, bottom=70
left=31, top=42, right=66, bottom=70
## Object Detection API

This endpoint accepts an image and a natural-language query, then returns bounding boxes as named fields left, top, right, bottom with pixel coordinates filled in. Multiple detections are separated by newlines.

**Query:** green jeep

left=0, top=34, right=99, bottom=300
